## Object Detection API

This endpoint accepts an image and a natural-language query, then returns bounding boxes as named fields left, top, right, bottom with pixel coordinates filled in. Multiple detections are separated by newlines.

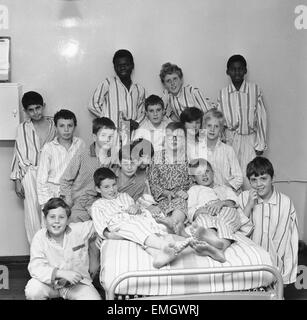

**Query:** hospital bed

left=100, top=234, right=283, bottom=300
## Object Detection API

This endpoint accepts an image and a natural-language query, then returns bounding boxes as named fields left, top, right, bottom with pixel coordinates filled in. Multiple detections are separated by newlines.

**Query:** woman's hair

left=42, top=197, right=71, bottom=218
left=159, top=62, right=183, bottom=83
left=166, top=121, right=186, bottom=135
left=180, top=107, right=204, bottom=124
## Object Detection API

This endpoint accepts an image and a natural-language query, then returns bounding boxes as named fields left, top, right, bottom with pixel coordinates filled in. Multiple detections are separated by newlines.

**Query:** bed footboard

left=107, top=264, right=283, bottom=300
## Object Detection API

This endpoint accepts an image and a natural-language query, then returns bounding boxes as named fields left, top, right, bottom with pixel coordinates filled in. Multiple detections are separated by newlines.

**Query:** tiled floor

left=1, top=249, right=307, bottom=300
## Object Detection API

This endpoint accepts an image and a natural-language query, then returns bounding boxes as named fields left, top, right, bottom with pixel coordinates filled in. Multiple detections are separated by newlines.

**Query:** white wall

left=0, top=0, right=306, bottom=255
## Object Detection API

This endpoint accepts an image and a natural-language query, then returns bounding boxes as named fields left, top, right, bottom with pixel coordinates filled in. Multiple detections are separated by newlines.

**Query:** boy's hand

left=14, top=180, right=25, bottom=199
left=205, top=200, right=224, bottom=216
left=247, top=189, right=258, bottom=209
left=95, top=236, right=103, bottom=250
left=57, top=270, right=83, bottom=285
left=175, top=190, right=188, bottom=200
left=148, top=205, right=163, bottom=218
left=194, top=206, right=209, bottom=217
left=127, top=204, right=141, bottom=215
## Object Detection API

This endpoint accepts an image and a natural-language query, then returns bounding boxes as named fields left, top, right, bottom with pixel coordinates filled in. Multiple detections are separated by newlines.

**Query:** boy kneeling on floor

left=25, top=198, right=101, bottom=300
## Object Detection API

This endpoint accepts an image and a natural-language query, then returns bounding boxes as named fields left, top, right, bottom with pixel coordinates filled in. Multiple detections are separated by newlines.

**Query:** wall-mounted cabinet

left=0, top=83, right=21, bottom=140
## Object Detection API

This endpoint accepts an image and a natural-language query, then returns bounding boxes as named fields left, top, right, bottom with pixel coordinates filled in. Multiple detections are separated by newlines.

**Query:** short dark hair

left=54, top=109, right=77, bottom=126
left=145, top=95, right=164, bottom=111
left=42, top=197, right=71, bottom=218
left=112, top=49, right=134, bottom=66
left=22, top=91, right=44, bottom=110
left=227, top=54, right=247, bottom=69
left=94, top=167, right=117, bottom=188
left=188, top=158, right=213, bottom=176
left=166, top=121, right=186, bottom=135
left=159, top=62, right=183, bottom=83
left=119, top=138, right=154, bottom=162
left=180, top=107, right=204, bottom=124
left=92, top=117, right=116, bottom=135
left=246, top=157, right=274, bottom=179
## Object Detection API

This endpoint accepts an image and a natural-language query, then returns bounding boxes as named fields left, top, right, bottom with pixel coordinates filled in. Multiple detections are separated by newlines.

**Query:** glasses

left=166, top=134, right=185, bottom=141
left=121, top=159, right=139, bottom=166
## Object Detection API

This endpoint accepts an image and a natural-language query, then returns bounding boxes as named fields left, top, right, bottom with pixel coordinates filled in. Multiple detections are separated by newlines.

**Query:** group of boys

left=10, top=49, right=298, bottom=299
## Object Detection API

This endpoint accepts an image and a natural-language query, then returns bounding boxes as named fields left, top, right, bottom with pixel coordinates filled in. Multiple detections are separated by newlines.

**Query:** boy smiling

left=25, top=198, right=101, bottom=300
left=238, top=157, right=298, bottom=285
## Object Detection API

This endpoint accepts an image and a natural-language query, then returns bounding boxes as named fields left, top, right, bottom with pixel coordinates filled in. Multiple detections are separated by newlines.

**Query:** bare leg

left=171, top=209, right=186, bottom=236
left=155, top=215, right=175, bottom=234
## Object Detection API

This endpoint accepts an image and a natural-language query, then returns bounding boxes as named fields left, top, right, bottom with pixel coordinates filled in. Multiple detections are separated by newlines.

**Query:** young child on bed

left=91, top=167, right=191, bottom=269
left=184, top=158, right=253, bottom=263
left=25, top=198, right=101, bottom=300
left=238, top=157, right=298, bottom=285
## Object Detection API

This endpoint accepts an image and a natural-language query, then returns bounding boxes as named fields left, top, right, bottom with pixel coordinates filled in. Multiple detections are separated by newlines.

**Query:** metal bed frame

left=107, top=264, right=283, bottom=300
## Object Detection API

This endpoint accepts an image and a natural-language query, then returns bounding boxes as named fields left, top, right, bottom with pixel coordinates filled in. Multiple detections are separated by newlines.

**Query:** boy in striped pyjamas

left=91, top=167, right=191, bottom=269
left=11, top=91, right=56, bottom=243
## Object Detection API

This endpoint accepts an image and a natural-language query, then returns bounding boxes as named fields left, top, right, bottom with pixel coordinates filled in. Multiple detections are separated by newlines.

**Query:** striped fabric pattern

left=100, top=234, right=273, bottom=297
left=207, top=139, right=243, bottom=191
left=92, top=193, right=164, bottom=245
left=36, top=137, right=86, bottom=205
left=10, top=117, right=56, bottom=180
left=162, top=85, right=217, bottom=120
left=59, top=143, right=117, bottom=206
left=217, top=80, right=267, bottom=152
left=238, top=189, right=299, bottom=284
left=88, top=76, right=146, bottom=127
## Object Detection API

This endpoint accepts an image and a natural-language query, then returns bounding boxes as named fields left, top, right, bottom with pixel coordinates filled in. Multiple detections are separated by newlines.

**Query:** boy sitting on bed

left=25, top=198, right=101, bottom=300
left=238, top=157, right=298, bottom=285
left=182, top=158, right=253, bottom=263
left=91, top=167, right=191, bottom=269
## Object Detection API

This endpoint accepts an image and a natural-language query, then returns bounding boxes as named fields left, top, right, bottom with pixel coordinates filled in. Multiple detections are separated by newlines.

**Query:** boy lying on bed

left=178, top=158, right=254, bottom=263
left=90, top=167, right=193, bottom=269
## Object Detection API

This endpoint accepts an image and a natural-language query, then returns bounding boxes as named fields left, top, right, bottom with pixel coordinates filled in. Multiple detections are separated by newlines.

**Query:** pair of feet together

left=152, top=225, right=227, bottom=269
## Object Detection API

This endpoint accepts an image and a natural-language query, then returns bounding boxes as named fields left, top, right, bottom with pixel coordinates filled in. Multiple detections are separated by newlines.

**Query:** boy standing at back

left=11, top=91, right=56, bottom=243
left=133, top=95, right=170, bottom=154
left=217, top=54, right=267, bottom=189
left=37, top=109, right=85, bottom=207
left=88, top=49, right=146, bottom=129
left=238, top=157, right=298, bottom=285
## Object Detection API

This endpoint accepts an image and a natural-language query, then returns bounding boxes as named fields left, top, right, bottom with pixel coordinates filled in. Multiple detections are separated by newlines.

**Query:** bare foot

left=172, top=220, right=186, bottom=236
left=155, top=215, right=175, bottom=234
left=152, top=243, right=177, bottom=269
left=191, top=240, right=226, bottom=263
left=191, top=224, right=224, bottom=249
